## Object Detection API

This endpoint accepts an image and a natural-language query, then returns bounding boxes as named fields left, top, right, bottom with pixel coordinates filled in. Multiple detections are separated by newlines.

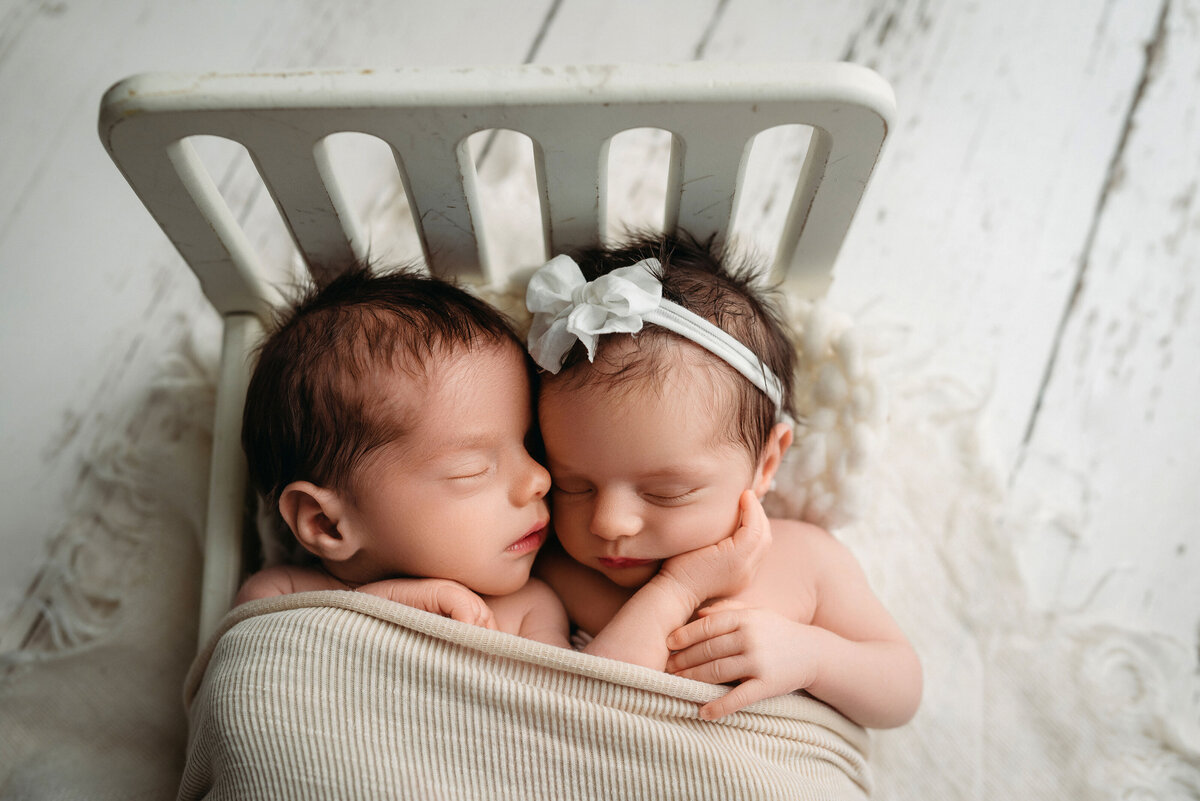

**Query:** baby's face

left=342, top=341, right=550, bottom=596
left=539, top=346, right=760, bottom=589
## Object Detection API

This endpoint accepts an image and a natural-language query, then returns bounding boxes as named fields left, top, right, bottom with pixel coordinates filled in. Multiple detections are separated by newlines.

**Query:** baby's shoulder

left=766, top=517, right=864, bottom=580
left=767, top=517, right=845, bottom=558
left=485, top=576, right=569, bottom=645
left=509, top=576, right=560, bottom=605
left=743, top=518, right=839, bottom=619
left=486, top=576, right=560, bottom=616
left=766, top=517, right=869, bottom=588
left=235, top=564, right=332, bottom=604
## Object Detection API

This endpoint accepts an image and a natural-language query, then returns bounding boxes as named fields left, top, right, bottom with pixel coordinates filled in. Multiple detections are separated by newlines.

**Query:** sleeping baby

left=233, top=263, right=569, bottom=645
left=529, top=232, right=923, bottom=726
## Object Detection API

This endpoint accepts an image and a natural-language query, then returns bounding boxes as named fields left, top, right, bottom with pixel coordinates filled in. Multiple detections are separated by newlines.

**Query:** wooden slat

left=674, top=134, right=744, bottom=245
left=105, top=130, right=283, bottom=317
left=244, top=130, right=362, bottom=284
left=539, top=132, right=605, bottom=255
left=772, top=126, right=832, bottom=291
left=197, top=313, right=263, bottom=650
left=388, top=129, right=485, bottom=282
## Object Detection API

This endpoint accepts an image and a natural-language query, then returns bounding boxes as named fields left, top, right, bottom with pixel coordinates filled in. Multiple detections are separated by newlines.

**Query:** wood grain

left=1, top=0, right=1195, bottom=659
left=1011, top=0, right=1200, bottom=643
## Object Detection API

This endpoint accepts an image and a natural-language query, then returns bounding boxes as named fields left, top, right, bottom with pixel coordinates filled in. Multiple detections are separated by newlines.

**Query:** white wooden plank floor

left=0, top=0, right=1195, bottom=675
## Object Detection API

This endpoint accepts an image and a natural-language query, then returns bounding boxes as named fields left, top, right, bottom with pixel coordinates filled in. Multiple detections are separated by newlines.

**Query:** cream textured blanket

left=180, top=591, right=870, bottom=800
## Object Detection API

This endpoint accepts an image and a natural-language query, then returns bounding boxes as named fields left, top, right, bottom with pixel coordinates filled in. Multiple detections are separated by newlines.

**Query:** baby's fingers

left=696, top=598, right=749, bottom=617
left=698, top=679, right=772, bottom=721
left=475, top=606, right=499, bottom=630
left=667, top=633, right=739, bottom=676
left=734, top=490, right=771, bottom=552
left=670, top=651, right=752, bottom=686
left=667, top=609, right=741, bottom=651
left=447, top=598, right=497, bottom=629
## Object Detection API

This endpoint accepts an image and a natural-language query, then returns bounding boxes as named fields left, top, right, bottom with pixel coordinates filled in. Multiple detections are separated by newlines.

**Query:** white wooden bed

left=94, top=62, right=895, bottom=799
left=98, top=61, right=895, bottom=647
left=1, top=3, right=1197, bottom=799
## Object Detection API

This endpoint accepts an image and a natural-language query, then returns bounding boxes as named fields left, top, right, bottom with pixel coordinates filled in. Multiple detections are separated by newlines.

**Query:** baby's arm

left=235, top=566, right=495, bottom=628
left=583, top=491, right=770, bottom=669
left=357, top=577, right=498, bottom=630
left=666, top=525, right=922, bottom=727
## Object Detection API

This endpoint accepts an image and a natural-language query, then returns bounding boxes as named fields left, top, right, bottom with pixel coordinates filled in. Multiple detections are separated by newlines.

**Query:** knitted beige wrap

left=180, top=591, right=870, bottom=800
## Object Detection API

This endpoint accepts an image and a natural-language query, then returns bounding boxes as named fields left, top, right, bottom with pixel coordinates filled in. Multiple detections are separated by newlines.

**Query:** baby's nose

left=529, top=461, right=551, bottom=499
left=589, top=491, right=640, bottom=540
left=518, top=452, right=551, bottom=501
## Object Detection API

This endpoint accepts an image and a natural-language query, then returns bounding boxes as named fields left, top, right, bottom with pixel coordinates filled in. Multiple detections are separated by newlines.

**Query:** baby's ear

left=278, top=481, right=360, bottom=562
left=751, top=422, right=794, bottom=498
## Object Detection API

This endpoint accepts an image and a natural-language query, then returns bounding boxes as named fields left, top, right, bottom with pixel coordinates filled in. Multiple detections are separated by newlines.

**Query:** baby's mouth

left=506, top=524, right=547, bottom=553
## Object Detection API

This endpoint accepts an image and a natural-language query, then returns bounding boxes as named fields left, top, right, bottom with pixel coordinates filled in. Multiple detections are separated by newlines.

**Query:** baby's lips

left=506, top=523, right=548, bottom=553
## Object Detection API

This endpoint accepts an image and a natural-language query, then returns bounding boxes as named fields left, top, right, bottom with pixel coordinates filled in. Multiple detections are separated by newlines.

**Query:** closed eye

left=645, top=489, right=698, bottom=505
left=448, top=465, right=493, bottom=481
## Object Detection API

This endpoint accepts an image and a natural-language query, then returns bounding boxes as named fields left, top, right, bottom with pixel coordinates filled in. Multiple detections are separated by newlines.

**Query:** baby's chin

left=473, top=571, right=533, bottom=598
left=598, top=561, right=662, bottom=589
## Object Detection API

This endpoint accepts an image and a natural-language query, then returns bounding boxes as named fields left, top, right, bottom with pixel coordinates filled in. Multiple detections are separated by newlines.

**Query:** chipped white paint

left=1011, top=0, right=1200, bottom=645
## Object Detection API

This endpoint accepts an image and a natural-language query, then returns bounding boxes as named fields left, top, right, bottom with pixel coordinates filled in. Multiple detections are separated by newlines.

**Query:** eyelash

left=646, top=490, right=697, bottom=504
left=552, top=485, right=697, bottom=504
left=450, top=466, right=492, bottom=481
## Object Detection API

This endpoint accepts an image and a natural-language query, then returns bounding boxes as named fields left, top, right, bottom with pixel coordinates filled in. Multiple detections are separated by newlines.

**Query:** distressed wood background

left=1, top=0, right=1195, bottom=673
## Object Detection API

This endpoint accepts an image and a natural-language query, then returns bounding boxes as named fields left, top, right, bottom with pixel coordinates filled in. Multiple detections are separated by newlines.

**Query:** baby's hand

left=658, top=490, right=771, bottom=605
left=665, top=602, right=817, bottom=720
left=358, top=578, right=497, bottom=630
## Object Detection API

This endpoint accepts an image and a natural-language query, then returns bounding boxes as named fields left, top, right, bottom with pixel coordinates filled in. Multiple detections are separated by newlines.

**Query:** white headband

left=525, top=255, right=787, bottom=416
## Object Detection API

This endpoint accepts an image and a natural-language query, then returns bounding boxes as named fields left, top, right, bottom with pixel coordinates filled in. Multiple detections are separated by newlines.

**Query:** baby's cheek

left=676, top=508, right=739, bottom=551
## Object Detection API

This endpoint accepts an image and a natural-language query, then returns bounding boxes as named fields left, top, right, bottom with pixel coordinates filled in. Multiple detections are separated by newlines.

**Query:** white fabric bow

left=526, top=255, right=664, bottom=373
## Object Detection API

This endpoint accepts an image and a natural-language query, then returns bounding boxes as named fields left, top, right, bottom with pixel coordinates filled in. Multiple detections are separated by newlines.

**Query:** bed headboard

left=98, top=62, right=895, bottom=646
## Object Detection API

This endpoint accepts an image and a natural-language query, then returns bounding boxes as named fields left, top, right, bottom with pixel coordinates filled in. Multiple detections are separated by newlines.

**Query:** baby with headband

left=527, top=232, right=922, bottom=726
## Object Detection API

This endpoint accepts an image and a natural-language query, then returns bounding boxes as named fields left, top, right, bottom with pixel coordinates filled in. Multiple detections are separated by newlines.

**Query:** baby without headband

left=525, top=255, right=787, bottom=415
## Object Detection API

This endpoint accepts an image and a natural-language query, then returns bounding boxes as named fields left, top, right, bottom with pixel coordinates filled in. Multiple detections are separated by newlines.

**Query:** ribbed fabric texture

left=179, top=591, right=870, bottom=800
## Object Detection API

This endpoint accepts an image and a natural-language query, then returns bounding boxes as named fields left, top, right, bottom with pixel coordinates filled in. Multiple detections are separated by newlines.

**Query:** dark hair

left=242, top=263, right=523, bottom=506
left=544, top=231, right=796, bottom=458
